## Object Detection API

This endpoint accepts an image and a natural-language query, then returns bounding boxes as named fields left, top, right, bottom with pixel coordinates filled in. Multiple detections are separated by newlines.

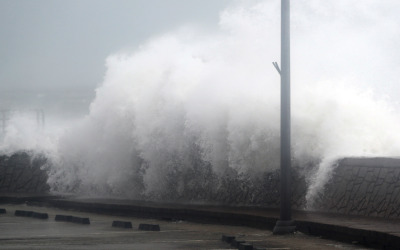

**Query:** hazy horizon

left=0, top=0, right=231, bottom=116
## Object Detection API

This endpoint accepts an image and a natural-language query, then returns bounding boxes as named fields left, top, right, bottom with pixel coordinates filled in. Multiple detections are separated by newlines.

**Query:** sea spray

left=0, top=111, right=58, bottom=156
left=1, top=0, right=400, bottom=204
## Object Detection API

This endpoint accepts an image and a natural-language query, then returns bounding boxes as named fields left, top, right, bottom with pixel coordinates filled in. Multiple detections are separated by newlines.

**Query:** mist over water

left=1, top=0, right=400, bottom=204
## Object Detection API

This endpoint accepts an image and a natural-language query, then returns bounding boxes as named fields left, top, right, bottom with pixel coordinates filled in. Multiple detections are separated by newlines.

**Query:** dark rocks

left=54, top=214, right=90, bottom=224
left=15, top=210, right=33, bottom=217
left=138, top=223, right=160, bottom=231
left=221, top=235, right=235, bottom=243
left=15, top=210, right=48, bottom=219
left=55, top=214, right=72, bottom=222
left=70, top=216, right=90, bottom=224
left=231, top=239, right=246, bottom=247
left=112, top=220, right=132, bottom=228
left=32, top=212, right=48, bottom=219
left=238, top=243, right=253, bottom=250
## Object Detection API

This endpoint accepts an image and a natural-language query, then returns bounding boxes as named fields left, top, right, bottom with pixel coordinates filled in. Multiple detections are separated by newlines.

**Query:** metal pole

left=273, top=0, right=295, bottom=234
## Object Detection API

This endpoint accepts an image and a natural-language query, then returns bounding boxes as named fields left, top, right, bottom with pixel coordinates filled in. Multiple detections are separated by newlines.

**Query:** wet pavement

left=0, top=203, right=370, bottom=250
left=39, top=197, right=400, bottom=249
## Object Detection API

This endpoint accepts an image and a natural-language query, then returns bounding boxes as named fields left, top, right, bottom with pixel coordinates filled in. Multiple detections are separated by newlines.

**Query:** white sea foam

left=1, top=0, right=400, bottom=203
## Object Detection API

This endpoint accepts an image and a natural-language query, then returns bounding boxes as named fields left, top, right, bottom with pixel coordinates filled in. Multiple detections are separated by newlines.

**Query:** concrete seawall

left=0, top=152, right=49, bottom=194
left=314, top=157, right=400, bottom=218
left=1, top=152, right=400, bottom=219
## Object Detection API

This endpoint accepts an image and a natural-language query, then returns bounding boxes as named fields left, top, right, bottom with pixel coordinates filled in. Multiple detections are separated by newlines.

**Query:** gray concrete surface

left=42, top=197, right=400, bottom=249
left=0, top=204, right=368, bottom=250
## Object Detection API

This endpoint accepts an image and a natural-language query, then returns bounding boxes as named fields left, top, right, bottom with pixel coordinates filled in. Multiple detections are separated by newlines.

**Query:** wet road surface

left=0, top=204, right=370, bottom=249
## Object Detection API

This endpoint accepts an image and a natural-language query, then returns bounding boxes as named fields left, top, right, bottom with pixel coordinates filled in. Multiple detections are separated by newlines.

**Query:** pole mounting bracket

left=272, top=62, right=281, bottom=75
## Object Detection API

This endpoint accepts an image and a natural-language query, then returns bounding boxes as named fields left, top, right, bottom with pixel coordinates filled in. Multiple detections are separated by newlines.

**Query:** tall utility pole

left=273, top=0, right=296, bottom=234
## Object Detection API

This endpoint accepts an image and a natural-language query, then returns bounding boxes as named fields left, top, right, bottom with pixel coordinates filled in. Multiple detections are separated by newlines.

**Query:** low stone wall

left=314, top=157, right=400, bottom=218
left=0, top=152, right=49, bottom=194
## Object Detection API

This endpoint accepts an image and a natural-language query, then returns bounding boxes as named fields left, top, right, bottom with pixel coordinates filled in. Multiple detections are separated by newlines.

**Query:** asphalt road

left=0, top=204, right=370, bottom=249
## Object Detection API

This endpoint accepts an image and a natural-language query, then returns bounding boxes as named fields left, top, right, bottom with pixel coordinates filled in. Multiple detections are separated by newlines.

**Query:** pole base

left=273, top=220, right=296, bottom=235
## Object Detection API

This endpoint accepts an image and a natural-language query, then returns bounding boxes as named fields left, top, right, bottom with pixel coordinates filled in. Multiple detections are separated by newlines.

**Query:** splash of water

left=1, top=0, right=400, bottom=203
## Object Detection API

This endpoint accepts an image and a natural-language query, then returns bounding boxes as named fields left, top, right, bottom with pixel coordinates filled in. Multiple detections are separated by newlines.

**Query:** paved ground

left=0, top=204, right=370, bottom=250
left=39, top=197, right=400, bottom=248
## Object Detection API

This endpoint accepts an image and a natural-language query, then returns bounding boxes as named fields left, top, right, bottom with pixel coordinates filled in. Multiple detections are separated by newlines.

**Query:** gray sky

left=2, top=0, right=400, bottom=118
left=0, top=0, right=231, bottom=115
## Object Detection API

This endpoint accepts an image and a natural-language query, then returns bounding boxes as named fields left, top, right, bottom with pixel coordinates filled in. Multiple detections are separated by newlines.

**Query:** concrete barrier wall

left=0, top=152, right=49, bottom=194
left=1, top=152, right=400, bottom=219
left=314, top=157, right=400, bottom=218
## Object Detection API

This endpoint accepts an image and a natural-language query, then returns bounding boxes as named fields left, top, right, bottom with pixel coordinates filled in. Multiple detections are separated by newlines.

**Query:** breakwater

left=313, top=157, right=400, bottom=218
left=0, top=152, right=49, bottom=194
left=1, top=152, right=400, bottom=219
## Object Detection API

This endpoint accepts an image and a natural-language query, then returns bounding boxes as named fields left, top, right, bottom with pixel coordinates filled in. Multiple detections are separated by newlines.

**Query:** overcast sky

left=0, top=0, right=231, bottom=115
left=2, top=0, right=400, bottom=118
